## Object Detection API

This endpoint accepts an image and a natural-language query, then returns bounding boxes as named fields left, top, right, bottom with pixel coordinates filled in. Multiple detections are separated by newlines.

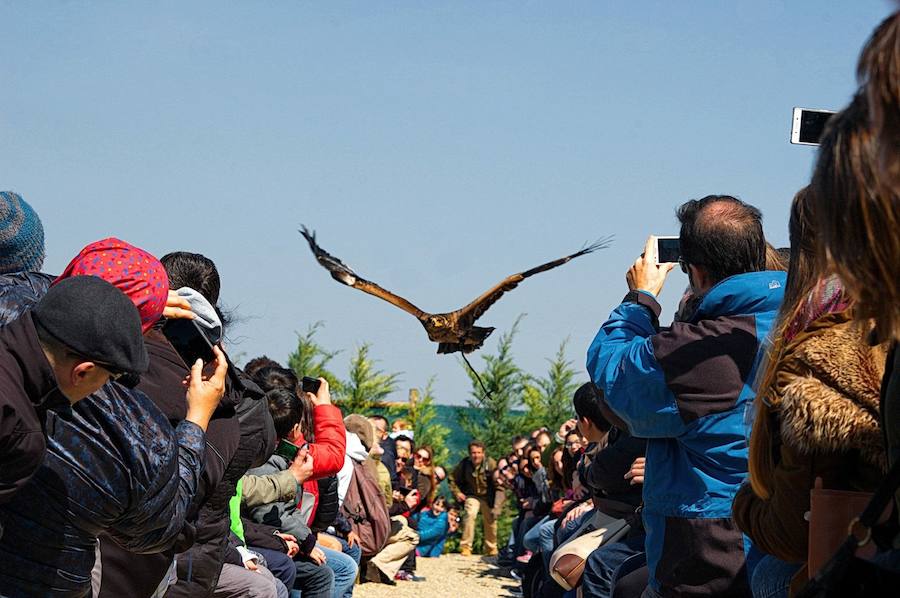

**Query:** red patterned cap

left=54, top=237, right=168, bottom=332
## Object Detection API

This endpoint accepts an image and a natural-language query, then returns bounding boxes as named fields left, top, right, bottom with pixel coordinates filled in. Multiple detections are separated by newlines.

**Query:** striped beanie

left=0, top=192, right=45, bottom=274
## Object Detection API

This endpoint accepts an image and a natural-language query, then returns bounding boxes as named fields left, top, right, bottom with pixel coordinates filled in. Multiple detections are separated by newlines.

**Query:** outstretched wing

left=299, top=226, right=427, bottom=319
left=455, top=236, right=613, bottom=325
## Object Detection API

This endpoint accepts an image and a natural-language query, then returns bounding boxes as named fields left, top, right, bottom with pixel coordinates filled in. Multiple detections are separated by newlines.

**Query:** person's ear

left=71, top=361, right=101, bottom=387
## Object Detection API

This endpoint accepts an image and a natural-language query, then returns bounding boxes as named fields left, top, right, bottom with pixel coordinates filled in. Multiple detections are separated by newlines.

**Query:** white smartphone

left=655, top=236, right=680, bottom=265
left=790, top=107, right=835, bottom=146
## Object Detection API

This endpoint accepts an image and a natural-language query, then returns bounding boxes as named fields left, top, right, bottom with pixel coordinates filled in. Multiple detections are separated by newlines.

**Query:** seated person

left=415, top=496, right=452, bottom=557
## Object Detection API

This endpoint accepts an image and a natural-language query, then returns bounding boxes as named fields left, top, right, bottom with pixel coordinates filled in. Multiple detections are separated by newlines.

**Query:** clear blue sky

left=2, top=1, right=894, bottom=406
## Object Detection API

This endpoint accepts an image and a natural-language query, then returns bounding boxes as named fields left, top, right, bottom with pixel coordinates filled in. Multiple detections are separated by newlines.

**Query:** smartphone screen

left=791, top=108, right=835, bottom=145
left=656, top=237, right=681, bottom=264
left=274, top=439, right=300, bottom=461
left=162, top=318, right=216, bottom=367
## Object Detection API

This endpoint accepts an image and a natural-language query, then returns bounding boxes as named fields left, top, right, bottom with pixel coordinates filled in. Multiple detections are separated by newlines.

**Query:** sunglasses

left=415, top=453, right=431, bottom=462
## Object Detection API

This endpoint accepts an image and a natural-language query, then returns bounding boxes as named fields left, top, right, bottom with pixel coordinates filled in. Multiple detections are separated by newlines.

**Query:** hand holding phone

left=627, top=236, right=676, bottom=297
left=303, top=377, right=331, bottom=406
left=184, top=345, right=228, bottom=432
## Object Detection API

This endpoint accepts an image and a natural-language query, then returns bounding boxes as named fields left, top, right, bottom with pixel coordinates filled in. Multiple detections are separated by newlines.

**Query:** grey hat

left=0, top=192, right=45, bottom=274
left=33, top=276, right=149, bottom=374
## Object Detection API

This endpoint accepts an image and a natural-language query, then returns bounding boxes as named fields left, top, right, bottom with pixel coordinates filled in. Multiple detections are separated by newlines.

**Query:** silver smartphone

left=655, top=236, right=681, bottom=265
left=790, top=107, right=835, bottom=146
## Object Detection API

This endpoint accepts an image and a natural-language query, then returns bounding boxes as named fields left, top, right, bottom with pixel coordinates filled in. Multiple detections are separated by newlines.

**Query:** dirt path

left=354, top=554, right=521, bottom=598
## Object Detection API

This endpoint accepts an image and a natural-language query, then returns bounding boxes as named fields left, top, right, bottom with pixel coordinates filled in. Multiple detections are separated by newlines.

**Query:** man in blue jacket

left=587, top=195, right=785, bottom=597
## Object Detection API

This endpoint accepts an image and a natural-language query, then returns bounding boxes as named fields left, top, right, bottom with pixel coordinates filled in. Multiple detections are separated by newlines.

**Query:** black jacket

left=166, top=370, right=274, bottom=598
left=0, top=319, right=205, bottom=596
left=583, top=427, right=646, bottom=519
left=0, top=272, right=53, bottom=513
left=96, top=330, right=243, bottom=598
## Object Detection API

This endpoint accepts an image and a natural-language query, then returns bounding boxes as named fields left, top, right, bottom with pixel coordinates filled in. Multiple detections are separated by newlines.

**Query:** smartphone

left=790, top=108, right=835, bottom=146
left=655, top=236, right=681, bottom=264
left=162, top=318, right=216, bottom=367
left=301, top=376, right=321, bottom=394
left=274, top=439, right=304, bottom=461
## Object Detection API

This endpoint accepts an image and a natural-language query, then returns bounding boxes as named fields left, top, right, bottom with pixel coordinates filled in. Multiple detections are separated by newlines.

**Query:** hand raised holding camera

left=303, top=377, right=331, bottom=407
left=627, top=236, right=676, bottom=297
left=185, top=345, right=228, bottom=431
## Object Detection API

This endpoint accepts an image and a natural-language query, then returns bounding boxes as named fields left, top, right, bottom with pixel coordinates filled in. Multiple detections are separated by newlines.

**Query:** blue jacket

left=414, top=509, right=448, bottom=546
left=587, top=271, right=785, bottom=597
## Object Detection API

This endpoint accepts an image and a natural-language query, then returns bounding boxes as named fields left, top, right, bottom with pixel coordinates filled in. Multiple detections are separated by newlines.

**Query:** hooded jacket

left=587, top=271, right=786, bottom=598
left=732, top=311, right=887, bottom=563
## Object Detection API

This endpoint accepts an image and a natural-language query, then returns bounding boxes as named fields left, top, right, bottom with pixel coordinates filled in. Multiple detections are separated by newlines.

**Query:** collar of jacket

left=689, top=270, right=787, bottom=322
left=0, top=310, right=61, bottom=409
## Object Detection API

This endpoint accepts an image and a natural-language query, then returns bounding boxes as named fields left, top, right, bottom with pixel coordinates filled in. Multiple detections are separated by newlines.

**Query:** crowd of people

left=0, top=8, right=898, bottom=598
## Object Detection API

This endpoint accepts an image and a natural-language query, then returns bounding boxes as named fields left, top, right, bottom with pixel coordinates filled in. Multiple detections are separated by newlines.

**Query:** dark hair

left=244, top=355, right=282, bottom=379
left=677, top=195, right=766, bottom=283
left=369, top=415, right=388, bottom=428
left=572, top=382, right=611, bottom=432
left=266, top=387, right=302, bottom=440
left=511, top=435, right=527, bottom=447
left=468, top=440, right=486, bottom=451
left=858, top=11, right=900, bottom=190
left=160, top=251, right=232, bottom=329
left=252, top=365, right=313, bottom=439
left=811, top=93, right=899, bottom=341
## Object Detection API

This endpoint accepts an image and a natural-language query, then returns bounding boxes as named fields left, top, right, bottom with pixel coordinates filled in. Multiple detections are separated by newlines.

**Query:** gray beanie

left=0, top=192, right=45, bottom=274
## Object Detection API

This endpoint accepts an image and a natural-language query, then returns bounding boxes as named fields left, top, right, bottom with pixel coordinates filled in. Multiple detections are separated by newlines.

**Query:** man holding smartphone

left=586, top=196, right=785, bottom=597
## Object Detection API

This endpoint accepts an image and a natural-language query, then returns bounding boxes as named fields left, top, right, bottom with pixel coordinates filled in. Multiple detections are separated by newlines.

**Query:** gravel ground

left=354, top=554, right=521, bottom=598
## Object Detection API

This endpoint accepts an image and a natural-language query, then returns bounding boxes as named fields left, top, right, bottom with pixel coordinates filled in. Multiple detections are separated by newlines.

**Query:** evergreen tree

left=457, top=315, right=529, bottom=461
left=406, top=379, right=451, bottom=465
left=521, top=338, right=580, bottom=433
left=341, top=343, right=402, bottom=413
left=287, top=321, right=343, bottom=396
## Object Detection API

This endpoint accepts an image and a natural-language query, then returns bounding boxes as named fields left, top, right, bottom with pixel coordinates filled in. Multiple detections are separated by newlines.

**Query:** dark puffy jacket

left=0, top=272, right=52, bottom=327
left=166, top=371, right=274, bottom=598
left=0, top=359, right=204, bottom=596
left=96, top=330, right=243, bottom=597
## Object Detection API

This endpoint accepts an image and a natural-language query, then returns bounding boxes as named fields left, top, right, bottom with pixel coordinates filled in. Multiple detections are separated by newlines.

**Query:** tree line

left=280, top=316, right=584, bottom=463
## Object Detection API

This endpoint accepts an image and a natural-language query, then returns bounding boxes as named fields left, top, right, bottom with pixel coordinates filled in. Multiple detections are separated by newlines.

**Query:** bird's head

left=427, top=315, right=451, bottom=329
left=330, top=270, right=357, bottom=286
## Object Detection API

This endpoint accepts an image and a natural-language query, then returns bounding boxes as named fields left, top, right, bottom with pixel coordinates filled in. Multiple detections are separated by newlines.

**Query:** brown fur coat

left=733, top=311, right=888, bottom=563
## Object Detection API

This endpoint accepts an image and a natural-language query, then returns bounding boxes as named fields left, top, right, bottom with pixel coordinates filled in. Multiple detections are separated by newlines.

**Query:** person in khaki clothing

left=449, top=440, right=497, bottom=556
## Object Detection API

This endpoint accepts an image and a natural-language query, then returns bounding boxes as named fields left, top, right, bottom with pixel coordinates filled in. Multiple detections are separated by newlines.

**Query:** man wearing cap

left=0, top=266, right=227, bottom=595
left=0, top=276, right=149, bottom=512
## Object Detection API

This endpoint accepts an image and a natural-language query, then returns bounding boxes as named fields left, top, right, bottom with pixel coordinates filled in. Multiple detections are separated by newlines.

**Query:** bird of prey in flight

left=299, top=226, right=611, bottom=354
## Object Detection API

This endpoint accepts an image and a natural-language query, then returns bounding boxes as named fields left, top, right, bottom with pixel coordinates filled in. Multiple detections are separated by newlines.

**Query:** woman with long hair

left=734, top=120, right=889, bottom=598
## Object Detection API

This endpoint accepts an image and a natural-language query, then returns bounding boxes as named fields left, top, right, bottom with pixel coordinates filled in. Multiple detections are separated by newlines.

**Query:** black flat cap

left=33, top=275, right=149, bottom=374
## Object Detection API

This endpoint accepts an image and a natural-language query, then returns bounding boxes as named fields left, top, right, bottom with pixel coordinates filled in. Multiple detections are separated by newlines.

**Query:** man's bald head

left=677, top=195, right=766, bottom=284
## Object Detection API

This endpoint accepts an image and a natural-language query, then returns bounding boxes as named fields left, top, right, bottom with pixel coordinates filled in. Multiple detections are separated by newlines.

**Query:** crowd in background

left=0, top=8, right=898, bottom=598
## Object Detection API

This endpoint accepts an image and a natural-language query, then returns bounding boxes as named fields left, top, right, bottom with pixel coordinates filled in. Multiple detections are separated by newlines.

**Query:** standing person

left=587, top=197, right=786, bottom=597
left=449, top=440, right=498, bottom=556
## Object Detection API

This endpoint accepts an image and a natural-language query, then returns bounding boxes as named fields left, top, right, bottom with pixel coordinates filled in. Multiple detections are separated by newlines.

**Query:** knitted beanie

left=0, top=192, right=45, bottom=274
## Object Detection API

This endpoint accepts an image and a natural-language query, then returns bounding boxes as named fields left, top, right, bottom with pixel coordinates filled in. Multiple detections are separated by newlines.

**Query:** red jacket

left=296, top=403, right=346, bottom=523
